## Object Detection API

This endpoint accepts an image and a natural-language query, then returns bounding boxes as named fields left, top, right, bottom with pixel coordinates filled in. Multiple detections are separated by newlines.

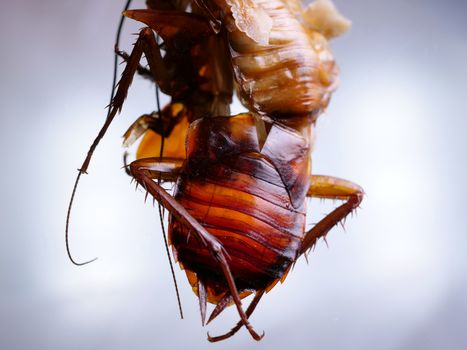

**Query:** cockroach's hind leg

left=130, top=157, right=186, bottom=318
left=299, top=175, right=364, bottom=255
left=130, top=161, right=263, bottom=341
left=208, top=290, right=265, bottom=342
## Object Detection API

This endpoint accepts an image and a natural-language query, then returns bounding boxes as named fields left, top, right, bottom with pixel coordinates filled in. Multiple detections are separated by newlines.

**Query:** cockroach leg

left=130, top=161, right=264, bottom=341
left=77, top=27, right=173, bottom=176
left=299, top=175, right=364, bottom=255
left=129, top=157, right=184, bottom=182
left=208, top=290, right=265, bottom=342
left=116, top=49, right=154, bottom=82
left=123, top=27, right=173, bottom=94
left=65, top=1, right=134, bottom=266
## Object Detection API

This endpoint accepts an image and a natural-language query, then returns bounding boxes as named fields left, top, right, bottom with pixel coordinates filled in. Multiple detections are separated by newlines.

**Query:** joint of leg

left=129, top=162, right=139, bottom=177
left=211, top=241, right=222, bottom=256
left=140, top=27, right=154, bottom=38
left=210, top=241, right=226, bottom=262
left=351, top=191, right=364, bottom=207
left=129, top=162, right=148, bottom=180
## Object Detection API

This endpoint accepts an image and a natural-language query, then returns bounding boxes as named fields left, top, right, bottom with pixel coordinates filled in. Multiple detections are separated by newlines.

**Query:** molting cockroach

left=66, top=0, right=363, bottom=342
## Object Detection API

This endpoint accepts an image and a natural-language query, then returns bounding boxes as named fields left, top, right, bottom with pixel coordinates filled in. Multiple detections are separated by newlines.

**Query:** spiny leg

left=130, top=157, right=187, bottom=318
left=65, top=0, right=133, bottom=266
left=130, top=160, right=264, bottom=341
left=115, top=12, right=214, bottom=317
left=77, top=6, right=213, bottom=175
left=79, top=27, right=173, bottom=176
left=116, top=49, right=154, bottom=82
left=208, top=290, right=265, bottom=342
left=66, top=21, right=186, bottom=265
left=300, top=175, right=364, bottom=255
left=129, top=157, right=184, bottom=182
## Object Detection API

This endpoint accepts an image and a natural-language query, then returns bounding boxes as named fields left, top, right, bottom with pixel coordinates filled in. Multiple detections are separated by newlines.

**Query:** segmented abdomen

left=169, top=153, right=305, bottom=293
left=226, top=0, right=339, bottom=117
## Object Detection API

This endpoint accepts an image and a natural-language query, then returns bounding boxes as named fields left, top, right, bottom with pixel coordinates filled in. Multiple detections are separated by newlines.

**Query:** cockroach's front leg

left=300, top=175, right=364, bottom=255
left=116, top=49, right=154, bottom=82
left=130, top=159, right=264, bottom=341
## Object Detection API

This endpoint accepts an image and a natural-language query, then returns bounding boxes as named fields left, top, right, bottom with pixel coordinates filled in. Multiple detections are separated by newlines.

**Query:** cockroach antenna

left=65, top=0, right=133, bottom=266
left=155, top=67, right=184, bottom=319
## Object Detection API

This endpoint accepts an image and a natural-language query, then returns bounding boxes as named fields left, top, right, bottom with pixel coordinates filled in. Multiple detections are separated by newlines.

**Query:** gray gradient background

left=1, top=0, right=466, bottom=349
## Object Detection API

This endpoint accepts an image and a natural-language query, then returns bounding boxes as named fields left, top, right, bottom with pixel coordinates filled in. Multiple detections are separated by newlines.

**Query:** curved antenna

left=155, top=77, right=184, bottom=319
left=65, top=0, right=133, bottom=266
left=66, top=171, right=97, bottom=266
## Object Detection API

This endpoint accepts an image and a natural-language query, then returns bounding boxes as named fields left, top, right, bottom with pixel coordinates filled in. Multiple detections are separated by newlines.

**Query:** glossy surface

left=218, top=0, right=339, bottom=117
left=135, top=107, right=190, bottom=159
left=169, top=115, right=310, bottom=301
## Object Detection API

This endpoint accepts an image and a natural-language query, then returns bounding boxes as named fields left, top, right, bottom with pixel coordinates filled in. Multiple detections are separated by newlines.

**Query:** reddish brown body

left=169, top=114, right=310, bottom=301
left=67, top=0, right=363, bottom=343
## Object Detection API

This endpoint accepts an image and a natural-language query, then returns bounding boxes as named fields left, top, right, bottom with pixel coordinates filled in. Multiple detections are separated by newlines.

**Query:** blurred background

left=1, top=0, right=466, bottom=349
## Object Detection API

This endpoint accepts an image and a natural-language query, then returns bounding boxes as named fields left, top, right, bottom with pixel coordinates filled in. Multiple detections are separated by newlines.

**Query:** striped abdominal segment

left=169, top=156, right=305, bottom=297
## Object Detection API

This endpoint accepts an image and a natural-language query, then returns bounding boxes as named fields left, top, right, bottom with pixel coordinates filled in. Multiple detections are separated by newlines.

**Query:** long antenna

left=65, top=0, right=133, bottom=266
left=155, top=73, right=184, bottom=319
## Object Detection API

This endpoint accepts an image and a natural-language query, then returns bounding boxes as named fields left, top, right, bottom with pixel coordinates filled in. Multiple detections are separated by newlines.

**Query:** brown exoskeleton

left=66, top=0, right=363, bottom=342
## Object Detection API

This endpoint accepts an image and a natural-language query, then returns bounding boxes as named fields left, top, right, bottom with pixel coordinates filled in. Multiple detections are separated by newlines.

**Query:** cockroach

left=66, top=0, right=363, bottom=342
